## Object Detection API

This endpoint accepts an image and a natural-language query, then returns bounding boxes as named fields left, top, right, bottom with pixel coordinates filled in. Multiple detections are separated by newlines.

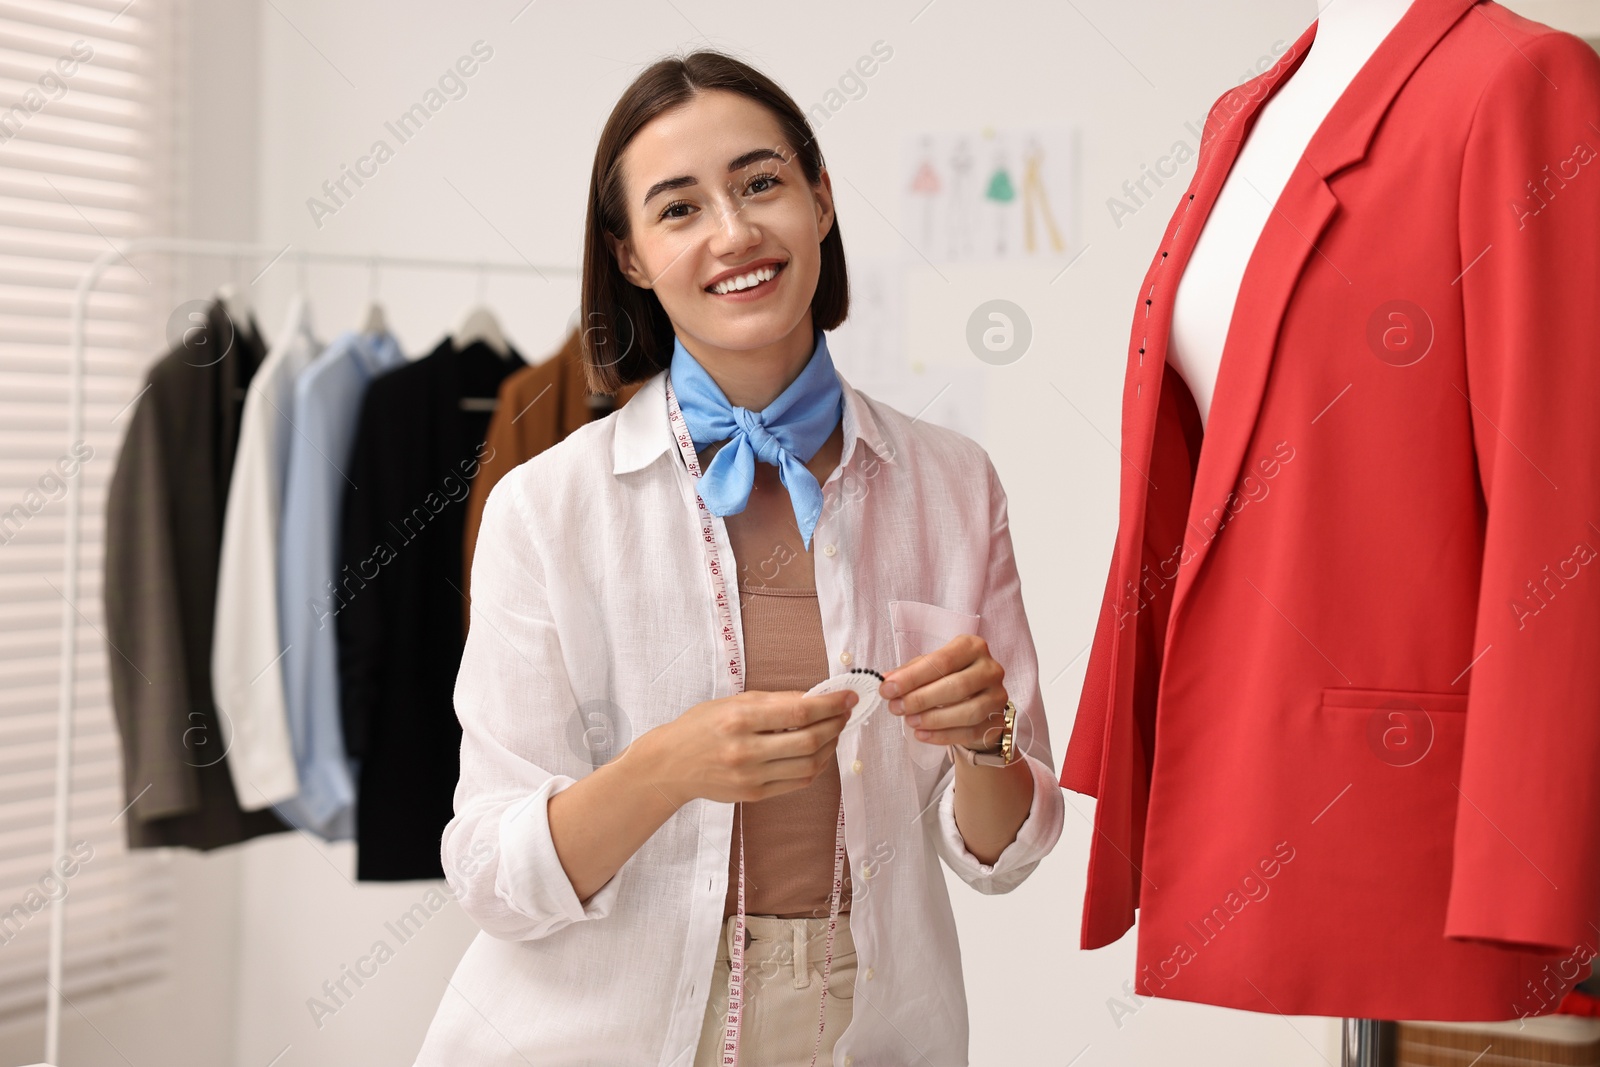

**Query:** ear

left=813, top=166, right=836, bottom=244
left=605, top=231, right=652, bottom=290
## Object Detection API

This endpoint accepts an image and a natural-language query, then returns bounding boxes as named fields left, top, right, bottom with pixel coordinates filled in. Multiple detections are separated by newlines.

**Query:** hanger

left=215, top=249, right=254, bottom=336
left=293, top=249, right=320, bottom=343
left=452, top=260, right=514, bottom=360
left=214, top=257, right=259, bottom=399
left=453, top=261, right=516, bottom=412
left=214, top=254, right=263, bottom=397
left=215, top=281, right=252, bottom=329
left=361, top=255, right=388, bottom=335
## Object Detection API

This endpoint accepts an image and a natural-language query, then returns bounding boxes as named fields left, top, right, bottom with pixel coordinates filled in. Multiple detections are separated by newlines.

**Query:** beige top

left=722, top=581, right=854, bottom=919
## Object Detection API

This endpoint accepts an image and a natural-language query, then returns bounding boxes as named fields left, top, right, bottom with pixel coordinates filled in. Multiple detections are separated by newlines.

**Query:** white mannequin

left=1167, top=0, right=1418, bottom=428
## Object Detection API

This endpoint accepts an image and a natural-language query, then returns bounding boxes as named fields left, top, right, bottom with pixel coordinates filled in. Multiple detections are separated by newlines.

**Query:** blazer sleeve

left=931, top=453, right=1066, bottom=893
left=1444, top=30, right=1600, bottom=952
left=441, top=472, right=624, bottom=940
left=103, top=375, right=200, bottom=820
left=1061, top=549, right=1119, bottom=797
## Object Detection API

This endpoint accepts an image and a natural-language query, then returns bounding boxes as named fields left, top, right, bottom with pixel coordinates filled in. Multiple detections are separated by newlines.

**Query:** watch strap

left=951, top=700, right=1017, bottom=767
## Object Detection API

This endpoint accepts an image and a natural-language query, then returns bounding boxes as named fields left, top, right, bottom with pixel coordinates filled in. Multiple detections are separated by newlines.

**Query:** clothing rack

left=47, top=237, right=574, bottom=1065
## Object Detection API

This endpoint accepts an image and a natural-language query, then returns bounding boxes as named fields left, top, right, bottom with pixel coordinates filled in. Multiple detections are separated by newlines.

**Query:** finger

left=752, top=729, right=844, bottom=780
left=743, top=689, right=856, bottom=734
left=907, top=692, right=1008, bottom=747
left=880, top=634, right=983, bottom=701
left=889, top=655, right=1002, bottom=716
left=790, top=690, right=856, bottom=730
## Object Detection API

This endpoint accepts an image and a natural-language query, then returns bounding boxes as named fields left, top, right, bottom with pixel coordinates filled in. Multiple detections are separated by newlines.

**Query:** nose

left=708, top=188, right=760, bottom=257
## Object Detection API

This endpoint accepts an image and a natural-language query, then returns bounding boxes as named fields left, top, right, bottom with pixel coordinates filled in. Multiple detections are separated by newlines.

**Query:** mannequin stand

left=1343, top=1018, right=1391, bottom=1066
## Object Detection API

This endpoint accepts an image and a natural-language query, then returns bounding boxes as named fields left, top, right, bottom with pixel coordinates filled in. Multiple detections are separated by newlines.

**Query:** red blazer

left=1062, top=0, right=1600, bottom=1020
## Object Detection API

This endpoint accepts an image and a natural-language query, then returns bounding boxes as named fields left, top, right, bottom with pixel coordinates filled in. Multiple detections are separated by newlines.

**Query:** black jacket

left=338, top=337, right=525, bottom=880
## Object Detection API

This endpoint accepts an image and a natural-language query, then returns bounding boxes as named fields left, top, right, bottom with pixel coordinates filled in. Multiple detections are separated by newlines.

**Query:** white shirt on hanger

left=412, top=367, right=1064, bottom=1066
left=212, top=293, right=323, bottom=811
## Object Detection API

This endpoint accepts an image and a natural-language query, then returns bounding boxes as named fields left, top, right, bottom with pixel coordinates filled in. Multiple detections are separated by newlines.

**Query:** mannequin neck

left=1308, top=0, right=1417, bottom=66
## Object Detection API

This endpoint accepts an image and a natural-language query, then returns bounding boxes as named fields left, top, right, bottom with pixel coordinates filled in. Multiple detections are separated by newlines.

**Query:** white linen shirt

left=414, top=367, right=1065, bottom=1067
left=211, top=294, right=321, bottom=811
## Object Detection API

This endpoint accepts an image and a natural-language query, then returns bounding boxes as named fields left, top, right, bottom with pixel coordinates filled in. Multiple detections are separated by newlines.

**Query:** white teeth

left=711, top=264, right=780, bottom=294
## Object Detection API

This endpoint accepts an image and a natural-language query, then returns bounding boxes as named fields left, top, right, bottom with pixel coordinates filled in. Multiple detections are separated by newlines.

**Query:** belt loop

left=792, top=922, right=810, bottom=989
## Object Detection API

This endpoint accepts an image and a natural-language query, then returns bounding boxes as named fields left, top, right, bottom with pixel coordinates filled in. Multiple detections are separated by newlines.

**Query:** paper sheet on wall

left=901, top=126, right=1080, bottom=265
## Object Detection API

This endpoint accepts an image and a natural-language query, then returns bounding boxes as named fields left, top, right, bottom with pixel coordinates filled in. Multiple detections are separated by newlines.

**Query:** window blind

left=0, top=0, right=178, bottom=1032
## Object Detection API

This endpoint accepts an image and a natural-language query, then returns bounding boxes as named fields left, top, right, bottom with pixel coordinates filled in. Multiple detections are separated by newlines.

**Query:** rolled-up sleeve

left=934, top=753, right=1065, bottom=893
left=442, top=472, right=623, bottom=940
left=491, top=776, right=623, bottom=936
left=931, top=454, right=1066, bottom=893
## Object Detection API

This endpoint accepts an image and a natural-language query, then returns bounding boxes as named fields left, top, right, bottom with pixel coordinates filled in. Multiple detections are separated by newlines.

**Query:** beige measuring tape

left=664, top=377, right=882, bottom=1065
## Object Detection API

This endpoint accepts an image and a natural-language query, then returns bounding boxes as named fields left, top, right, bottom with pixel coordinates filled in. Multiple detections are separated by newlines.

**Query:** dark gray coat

left=104, top=298, right=289, bottom=849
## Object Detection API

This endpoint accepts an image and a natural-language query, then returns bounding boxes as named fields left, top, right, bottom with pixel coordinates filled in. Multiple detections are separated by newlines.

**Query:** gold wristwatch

left=952, top=700, right=1017, bottom=767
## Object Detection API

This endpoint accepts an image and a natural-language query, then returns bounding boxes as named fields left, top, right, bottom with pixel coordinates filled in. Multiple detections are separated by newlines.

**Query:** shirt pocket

left=888, top=599, right=983, bottom=770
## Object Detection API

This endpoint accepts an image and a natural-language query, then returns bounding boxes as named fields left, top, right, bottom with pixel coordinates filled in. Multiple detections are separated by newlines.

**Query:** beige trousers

left=693, top=911, right=856, bottom=1067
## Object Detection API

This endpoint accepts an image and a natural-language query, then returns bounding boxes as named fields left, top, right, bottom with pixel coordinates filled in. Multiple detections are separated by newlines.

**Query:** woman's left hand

left=879, top=633, right=1008, bottom=751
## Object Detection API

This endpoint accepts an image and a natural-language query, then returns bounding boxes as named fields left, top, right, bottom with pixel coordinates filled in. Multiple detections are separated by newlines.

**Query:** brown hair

left=580, top=49, right=850, bottom=394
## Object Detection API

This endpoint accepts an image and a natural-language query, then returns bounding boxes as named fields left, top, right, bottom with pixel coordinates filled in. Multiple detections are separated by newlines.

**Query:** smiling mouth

left=706, top=261, right=786, bottom=295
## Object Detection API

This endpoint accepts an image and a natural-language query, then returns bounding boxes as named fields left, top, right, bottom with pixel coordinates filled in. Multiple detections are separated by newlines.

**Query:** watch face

left=805, top=668, right=885, bottom=738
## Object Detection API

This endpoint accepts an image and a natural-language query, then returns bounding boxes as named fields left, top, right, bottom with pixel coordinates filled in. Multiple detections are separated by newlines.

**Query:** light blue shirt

left=277, top=329, right=406, bottom=838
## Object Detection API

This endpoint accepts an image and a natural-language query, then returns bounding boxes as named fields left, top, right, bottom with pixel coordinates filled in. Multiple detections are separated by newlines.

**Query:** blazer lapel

left=1077, top=25, right=1319, bottom=946
left=1161, top=0, right=1481, bottom=639
left=1104, top=21, right=1316, bottom=651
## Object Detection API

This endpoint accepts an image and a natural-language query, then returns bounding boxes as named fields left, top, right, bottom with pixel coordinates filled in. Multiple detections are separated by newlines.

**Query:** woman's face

left=606, top=89, right=834, bottom=361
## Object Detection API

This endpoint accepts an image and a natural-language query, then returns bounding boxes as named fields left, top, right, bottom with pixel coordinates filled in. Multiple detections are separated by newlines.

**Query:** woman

left=413, top=49, right=1064, bottom=1067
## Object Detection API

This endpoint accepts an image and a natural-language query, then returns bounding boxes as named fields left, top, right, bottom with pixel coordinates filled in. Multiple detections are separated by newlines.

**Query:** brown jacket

left=461, top=328, right=643, bottom=633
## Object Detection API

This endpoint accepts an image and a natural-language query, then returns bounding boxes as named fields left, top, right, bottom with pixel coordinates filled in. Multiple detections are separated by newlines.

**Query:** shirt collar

left=611, top=364, right=892, bottom=476
left=349, top=329, right=402, bottom=376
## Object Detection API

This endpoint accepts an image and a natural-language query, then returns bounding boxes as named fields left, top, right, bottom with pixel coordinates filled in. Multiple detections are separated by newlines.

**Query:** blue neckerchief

left=668, top=328, right=843, bottom=550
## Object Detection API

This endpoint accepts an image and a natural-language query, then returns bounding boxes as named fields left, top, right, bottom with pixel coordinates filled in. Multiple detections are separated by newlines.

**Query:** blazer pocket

left=1279, top=687, right=1472, bottom=960
left=1317, top=686, right=1467, bottom=770
left=1318, top=686, right=1468, bottom=715
left=889, top=600, right=983, bottom=769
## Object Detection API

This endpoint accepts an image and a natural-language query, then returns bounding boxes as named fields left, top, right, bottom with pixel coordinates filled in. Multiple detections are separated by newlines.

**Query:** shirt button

left=845, top=1057, right=854, bottom=1067
left=851, top=759, right=862, bottom=775
left=822, top=543, right=837, bottom=557
left=839, top=651, right=853, bottom=666
left=865, top=967, right=875, bottom=980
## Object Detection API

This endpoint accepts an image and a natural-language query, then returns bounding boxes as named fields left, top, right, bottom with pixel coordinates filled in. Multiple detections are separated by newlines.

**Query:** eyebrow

left=641, top=148, right=786, bottom=209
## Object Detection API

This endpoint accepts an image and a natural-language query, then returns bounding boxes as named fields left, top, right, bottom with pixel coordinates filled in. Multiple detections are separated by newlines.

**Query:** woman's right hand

left=633, top=689, right=858, bottom=807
